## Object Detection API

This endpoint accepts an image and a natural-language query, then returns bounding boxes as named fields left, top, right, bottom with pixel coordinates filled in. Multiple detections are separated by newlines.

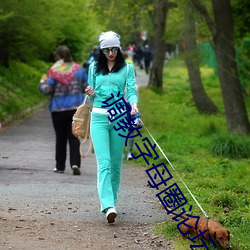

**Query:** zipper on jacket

left=108, top=72, right=111, bottom=97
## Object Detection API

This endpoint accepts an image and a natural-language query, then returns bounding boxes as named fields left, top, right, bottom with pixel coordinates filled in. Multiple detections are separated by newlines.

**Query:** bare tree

left=190, top=0, right=250, bottom=134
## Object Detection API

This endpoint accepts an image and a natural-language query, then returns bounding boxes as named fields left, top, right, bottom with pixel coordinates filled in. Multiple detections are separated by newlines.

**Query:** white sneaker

left=105, top=207, right=117, bottom=223
left=72, top=165, right=81, bottom=175
left=53, top=168, right=64, bottom=173
left=127, top=152, right=133, bottom=161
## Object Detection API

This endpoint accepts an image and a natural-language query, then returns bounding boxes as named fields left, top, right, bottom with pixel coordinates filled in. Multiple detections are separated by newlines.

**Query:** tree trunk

left=184, top=4, right=218, bottom=114
left=147, top=0, right=169, bottom=89
left=212, top=0, right=250, bottom=134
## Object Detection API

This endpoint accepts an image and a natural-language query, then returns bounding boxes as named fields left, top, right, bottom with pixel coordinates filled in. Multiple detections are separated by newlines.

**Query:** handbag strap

left=79, top=137, right=93, bottom=158
left=79, top=110, right=93, bottom=158
left=83, top=94, right=88, bottom=105
left=76, top=94, right=93, bottom=158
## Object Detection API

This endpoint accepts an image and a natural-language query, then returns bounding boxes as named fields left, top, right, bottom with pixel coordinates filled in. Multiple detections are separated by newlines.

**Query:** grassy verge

left=130, top=58, right=250, bottom=249
left=0, top=60, right=50, bottom=125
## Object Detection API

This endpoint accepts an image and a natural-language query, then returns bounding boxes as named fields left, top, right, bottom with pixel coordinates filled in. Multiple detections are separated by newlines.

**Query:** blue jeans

left=90, top=112, right=126, bottom=212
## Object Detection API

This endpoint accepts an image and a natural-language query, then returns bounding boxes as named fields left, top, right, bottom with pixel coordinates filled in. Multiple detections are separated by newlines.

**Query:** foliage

left=92, top=0, right=155, bottom=46
left=232, top=0, right=250, bottom=39
left=236, top=37, right=250, bottom=95
left=164, top=2, right=184, bottom=44
left=0, top=0, right=100, bottom=66
left=0, top=60, right=49, bottom=122
left=232, top=0, right=250, bottom=95
left=129, top=58, right=250, bottom=249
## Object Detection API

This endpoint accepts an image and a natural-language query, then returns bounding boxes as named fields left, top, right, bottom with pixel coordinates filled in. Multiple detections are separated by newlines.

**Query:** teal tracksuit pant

left=90, top=111, right=126, bottom=212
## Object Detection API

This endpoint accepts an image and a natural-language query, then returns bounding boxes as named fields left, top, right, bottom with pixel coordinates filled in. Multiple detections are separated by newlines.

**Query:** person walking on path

left=143, top=44, right=153, bottom=75
left=85, top=31, right=138, bottom=223
left=39, top=45, right=88, bottom=176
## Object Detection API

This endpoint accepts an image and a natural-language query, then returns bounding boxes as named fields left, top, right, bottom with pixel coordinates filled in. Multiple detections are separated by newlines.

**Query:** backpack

left=72, top=95, right=93, bottom=158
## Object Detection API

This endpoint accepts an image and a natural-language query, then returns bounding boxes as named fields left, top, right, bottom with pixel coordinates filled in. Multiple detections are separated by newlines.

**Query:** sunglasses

left=102, top=47, right=119, bottom=55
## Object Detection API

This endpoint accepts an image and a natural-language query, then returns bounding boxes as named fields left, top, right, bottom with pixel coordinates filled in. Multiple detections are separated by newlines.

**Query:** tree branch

left=167, top=1, right=178, bottom=9
left=190, top=0, right=216, bottom=37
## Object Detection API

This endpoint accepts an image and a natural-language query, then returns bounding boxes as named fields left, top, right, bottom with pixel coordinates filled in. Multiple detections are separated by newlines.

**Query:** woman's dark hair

left=54, top=45, right=73, bottom=63
left=95, top=48, right=126, bottom=75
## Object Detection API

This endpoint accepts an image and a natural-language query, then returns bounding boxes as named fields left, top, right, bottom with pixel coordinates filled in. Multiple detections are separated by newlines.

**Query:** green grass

left=0, top=60, right=50, bottom=123
left=130, top=58, right=250, bottom=249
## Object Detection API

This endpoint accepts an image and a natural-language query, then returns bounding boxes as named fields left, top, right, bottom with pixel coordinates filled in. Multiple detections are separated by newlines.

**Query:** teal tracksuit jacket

left=88, top=62, right=137, bottom=212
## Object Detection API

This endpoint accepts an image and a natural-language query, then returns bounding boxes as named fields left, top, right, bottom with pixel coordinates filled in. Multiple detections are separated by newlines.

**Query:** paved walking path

left=0, top=70, right=173, bottom=249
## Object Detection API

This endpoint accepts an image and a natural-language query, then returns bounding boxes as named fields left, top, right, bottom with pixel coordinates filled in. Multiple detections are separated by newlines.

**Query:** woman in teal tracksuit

left=86, top=31, right=138, bottom=223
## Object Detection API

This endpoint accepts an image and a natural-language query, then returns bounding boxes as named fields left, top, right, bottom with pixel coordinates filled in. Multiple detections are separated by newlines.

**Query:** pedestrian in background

left=143, top=44, right=152, bottom=74
left=85, top=31, right=138, bottom=223
left=39, top=45, right=88, bottom=175
left=85, top=46, right=99, bottom=72
left=134, top=44, right=144, bottom=69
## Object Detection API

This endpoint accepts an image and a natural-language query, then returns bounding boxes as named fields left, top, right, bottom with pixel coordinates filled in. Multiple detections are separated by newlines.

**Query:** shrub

left=209, top=192, right=237, bottom=209
left=210, top=135, right=250, bottom=158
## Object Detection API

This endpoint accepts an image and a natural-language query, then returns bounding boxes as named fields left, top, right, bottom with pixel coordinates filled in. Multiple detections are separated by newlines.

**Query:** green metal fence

left=198, top=39, right=250, bottom=95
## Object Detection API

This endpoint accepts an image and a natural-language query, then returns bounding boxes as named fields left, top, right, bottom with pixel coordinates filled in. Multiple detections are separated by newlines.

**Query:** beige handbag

left=72, top=95, right=93, bottom=158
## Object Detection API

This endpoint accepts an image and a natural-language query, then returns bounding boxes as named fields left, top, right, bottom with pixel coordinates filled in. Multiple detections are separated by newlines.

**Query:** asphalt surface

left=0, top=105, right=167, bottom=224
left=0, top=70, right=174, bottom=249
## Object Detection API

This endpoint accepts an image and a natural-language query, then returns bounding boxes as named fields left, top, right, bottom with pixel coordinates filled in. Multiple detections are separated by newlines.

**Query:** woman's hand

left=130, top=103, right=138, bottom=116
left=85, top=86, right=96, bottom=97
left=40, top=74, right=47, bottom=84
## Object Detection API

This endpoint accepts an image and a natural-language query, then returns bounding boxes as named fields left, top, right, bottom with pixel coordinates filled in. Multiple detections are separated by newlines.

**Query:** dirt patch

left=0, top=215, right=174, bottom=250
